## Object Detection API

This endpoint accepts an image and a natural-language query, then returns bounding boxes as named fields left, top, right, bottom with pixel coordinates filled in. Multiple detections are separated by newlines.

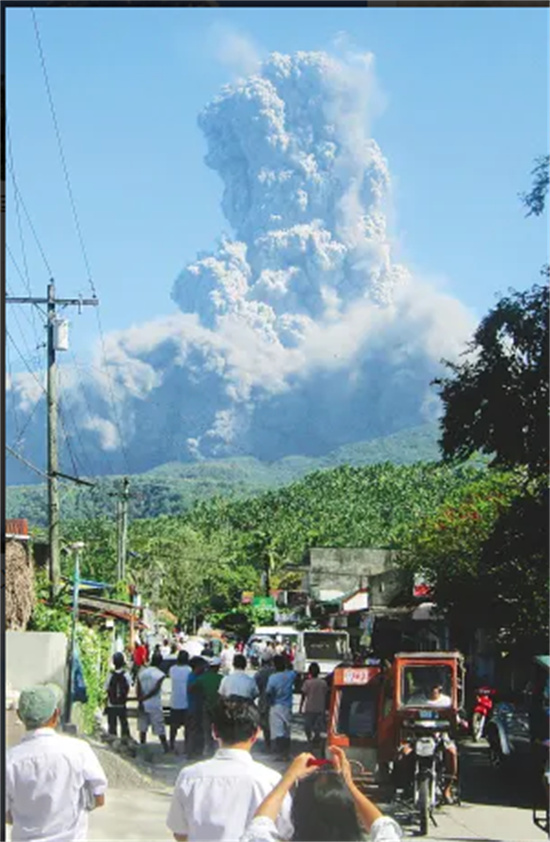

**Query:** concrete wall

left=307, top=548, right=399, bottom=598
left=6, top=631, right=68, bottom=693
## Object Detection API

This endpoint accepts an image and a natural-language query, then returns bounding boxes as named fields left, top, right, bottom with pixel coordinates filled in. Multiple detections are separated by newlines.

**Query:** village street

left=84, top=726, right=542, bottom=842
left=5, top=683, right=544, bottom=842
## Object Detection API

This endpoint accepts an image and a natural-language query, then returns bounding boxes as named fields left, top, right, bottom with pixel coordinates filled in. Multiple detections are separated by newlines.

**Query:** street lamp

left=65, top=542, right=85, bottom=726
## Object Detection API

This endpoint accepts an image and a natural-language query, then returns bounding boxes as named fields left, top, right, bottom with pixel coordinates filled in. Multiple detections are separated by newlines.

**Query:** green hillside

left=6, top=423, right=442, bottom=526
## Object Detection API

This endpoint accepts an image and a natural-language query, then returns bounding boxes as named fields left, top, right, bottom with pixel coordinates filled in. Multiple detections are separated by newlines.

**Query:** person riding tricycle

left=378, top=651, right=465, bottom=835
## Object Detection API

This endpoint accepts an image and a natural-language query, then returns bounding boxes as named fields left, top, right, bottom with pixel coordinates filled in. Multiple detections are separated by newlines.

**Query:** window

left=337, top=686, right=378, bottom=737
left=401, top=665, right=453, bottom=708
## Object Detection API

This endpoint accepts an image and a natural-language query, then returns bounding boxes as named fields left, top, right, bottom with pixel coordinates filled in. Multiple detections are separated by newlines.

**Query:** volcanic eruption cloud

left=8, top=51, right=476, bottom=478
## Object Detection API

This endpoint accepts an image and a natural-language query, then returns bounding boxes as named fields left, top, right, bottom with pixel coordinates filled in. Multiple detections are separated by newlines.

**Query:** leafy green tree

left=434, top=283, right=549, bottom=473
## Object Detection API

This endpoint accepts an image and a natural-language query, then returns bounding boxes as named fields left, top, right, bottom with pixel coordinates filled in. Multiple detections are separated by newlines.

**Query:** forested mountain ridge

left=6, top=423, right=442, bottom=525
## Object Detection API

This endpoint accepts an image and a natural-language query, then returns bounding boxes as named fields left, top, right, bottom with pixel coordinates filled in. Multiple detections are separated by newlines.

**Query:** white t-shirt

left=427, top=693, right=452, bottom=708
left=167, top=748, right=292, bottom=842
left=170, top=664, right=192, bottom=710
left=138, top=666, right=165, bottom=712
left=219, top=671, right=258, bottom=700
left=6, top=728, right=108, bottom=842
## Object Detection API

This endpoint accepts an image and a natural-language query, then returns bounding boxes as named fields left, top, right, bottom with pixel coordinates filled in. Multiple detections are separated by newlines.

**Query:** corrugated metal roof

left=6, top=519, right=29, bottom=536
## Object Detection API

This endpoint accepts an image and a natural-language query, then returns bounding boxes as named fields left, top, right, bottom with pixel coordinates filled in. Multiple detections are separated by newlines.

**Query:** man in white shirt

left=219, top=655, right=258, bottom=701
left=6, top=684, right=108, bottom=842
left=169, top=650, right=192, bottom=752
left=167, top=697, right=292, bottom=842
left=137, top=661, right=169, bottom=753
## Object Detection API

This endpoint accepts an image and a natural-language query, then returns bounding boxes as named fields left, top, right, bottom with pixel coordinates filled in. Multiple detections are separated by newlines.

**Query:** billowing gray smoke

left=7, top=51, right=475, bottom=481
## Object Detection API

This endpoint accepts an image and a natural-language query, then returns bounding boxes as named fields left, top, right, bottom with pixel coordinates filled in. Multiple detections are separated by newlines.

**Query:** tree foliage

left=434, top=283, right=549, bottom=474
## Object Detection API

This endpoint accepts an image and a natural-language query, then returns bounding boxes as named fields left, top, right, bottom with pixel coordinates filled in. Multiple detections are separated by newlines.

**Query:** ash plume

left=6, top=50, right=475, bottom=482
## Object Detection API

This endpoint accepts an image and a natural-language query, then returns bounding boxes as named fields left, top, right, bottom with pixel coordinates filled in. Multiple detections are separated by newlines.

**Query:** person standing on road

left=219, top=654, right=259, bottom=701
left=104, top=652, right=131, bottom=739
left=6, top=684, right=108, bottom=842
left=266, top=655, right=296, bottom=762
left=191, top=657, right=224, bottom=756
left=137, top=660, right=169, bottom=753
left=167, top=697, right=293, bottom=842
left=220, top=640, right=235, bottom=676
left=255, top=653, right=276, bottom=751
left=186, top=657, right=207, bottom=759
left=169, top=650, right=192, bottom=753
left=132, top=638, right=148, bottom=682
left=299, top=662, right=327, bottom=745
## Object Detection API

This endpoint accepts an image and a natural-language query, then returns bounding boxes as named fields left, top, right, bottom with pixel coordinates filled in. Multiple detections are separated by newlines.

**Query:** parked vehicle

left=325, top=661, right=383, bottom=785
left=471, top=686, right=497, bottom=741
left=486, top=656, right=550, bottom=783
left=294, top=630, right=351, bottom=682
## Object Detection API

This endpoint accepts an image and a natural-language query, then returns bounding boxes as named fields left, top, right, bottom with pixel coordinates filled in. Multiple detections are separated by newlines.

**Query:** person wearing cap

left=190, top=657, right=223, bottom=757
left=6, top=684, right=108, bottom=842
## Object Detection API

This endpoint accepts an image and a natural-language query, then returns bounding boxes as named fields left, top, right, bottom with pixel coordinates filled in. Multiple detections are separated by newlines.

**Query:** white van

left=294, top=629, right=351, bottom=678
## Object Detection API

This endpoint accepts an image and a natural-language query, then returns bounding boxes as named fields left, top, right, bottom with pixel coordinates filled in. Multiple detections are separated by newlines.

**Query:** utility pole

left=6, top=281, right=98, bottom=599
left=116, top=476, right=130, bottom=581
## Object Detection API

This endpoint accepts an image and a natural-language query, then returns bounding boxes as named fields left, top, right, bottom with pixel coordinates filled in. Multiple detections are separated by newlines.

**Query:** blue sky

left=6, top=5, right=549, bottom=373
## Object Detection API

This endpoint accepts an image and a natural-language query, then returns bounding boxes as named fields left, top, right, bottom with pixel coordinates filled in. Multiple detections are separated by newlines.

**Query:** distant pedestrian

left=169, top=650, right=192, bottom=752
left=6, top=684, right=108, bottom=842
left=151, top=644, right=164, bottom=669
left=136, top=660, right=169, bottom=753
left=299, top=662, right=328, bottom=743
left=186, top=657, right=208, bottom=758
left=255, top=652, right=276, bottom=751
left=191, top=657, right=223, bottom=756
left=220, top=641, right=235, bottom=676
left=219, top=655, right=258, bottom=701
left=167, top=697, right=292, bottom=842
left=104, top=652, right=131, bottom=739
left=132, top=639, right=148, bottom=682
left=266, top=655, right=296, bottom=761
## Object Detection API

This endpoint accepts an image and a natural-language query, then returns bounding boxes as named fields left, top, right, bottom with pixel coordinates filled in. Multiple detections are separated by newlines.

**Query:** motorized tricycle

left=325, top=660, right=384, bottom=790
left=377, top=651, right=465, bottom=836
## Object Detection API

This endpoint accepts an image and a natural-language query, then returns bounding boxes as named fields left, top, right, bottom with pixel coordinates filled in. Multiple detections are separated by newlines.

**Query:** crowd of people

left=6, top=687, right=402, bottom=842
left=101, top=632, right=324, bottom=762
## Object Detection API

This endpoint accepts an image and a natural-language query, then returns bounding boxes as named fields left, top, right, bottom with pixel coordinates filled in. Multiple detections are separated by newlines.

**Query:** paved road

left=6, top=705, right=545, bottom=841
left=88, top=716, right=544, bottom=842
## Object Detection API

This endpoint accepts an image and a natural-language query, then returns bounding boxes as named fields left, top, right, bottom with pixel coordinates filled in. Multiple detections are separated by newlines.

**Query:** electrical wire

left=6, top=122, right=42, bottom=344
left=5, top=146, right=53, bottom=277
left=31, top=8, right=132, bottom=475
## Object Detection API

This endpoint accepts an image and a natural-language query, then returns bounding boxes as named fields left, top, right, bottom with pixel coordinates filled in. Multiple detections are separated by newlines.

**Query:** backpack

left=108, top=671, right=129, bottom=706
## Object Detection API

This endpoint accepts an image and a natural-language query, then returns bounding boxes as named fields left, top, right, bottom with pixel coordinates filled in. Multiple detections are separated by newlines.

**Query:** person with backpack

left=104, top=652, right=131, bottom=738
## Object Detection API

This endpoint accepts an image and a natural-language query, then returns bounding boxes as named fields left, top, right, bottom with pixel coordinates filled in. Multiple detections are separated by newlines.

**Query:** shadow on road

left=458, top=739, right=534, bottom=810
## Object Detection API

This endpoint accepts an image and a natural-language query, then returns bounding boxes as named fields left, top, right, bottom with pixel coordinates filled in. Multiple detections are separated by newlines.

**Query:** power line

left=30, top=8, right=131, bottom=474
left=6, top=328, right=47, bottom=398
left=30, top=8, right=95, bottom=295
left=5, top=145, right=53, bottom=277
left=6, top=122, right=42, bottom=343
left=6, top=445, right=50, bottom=481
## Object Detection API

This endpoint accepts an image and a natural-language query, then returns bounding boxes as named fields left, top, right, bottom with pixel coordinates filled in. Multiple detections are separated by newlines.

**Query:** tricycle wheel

left=418, top=777, right=430, bottom=836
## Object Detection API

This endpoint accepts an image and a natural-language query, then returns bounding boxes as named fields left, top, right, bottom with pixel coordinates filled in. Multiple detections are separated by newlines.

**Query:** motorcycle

left=397, top=715, right=453, bottom=835
left=471, top=686, right=496, bottom=741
